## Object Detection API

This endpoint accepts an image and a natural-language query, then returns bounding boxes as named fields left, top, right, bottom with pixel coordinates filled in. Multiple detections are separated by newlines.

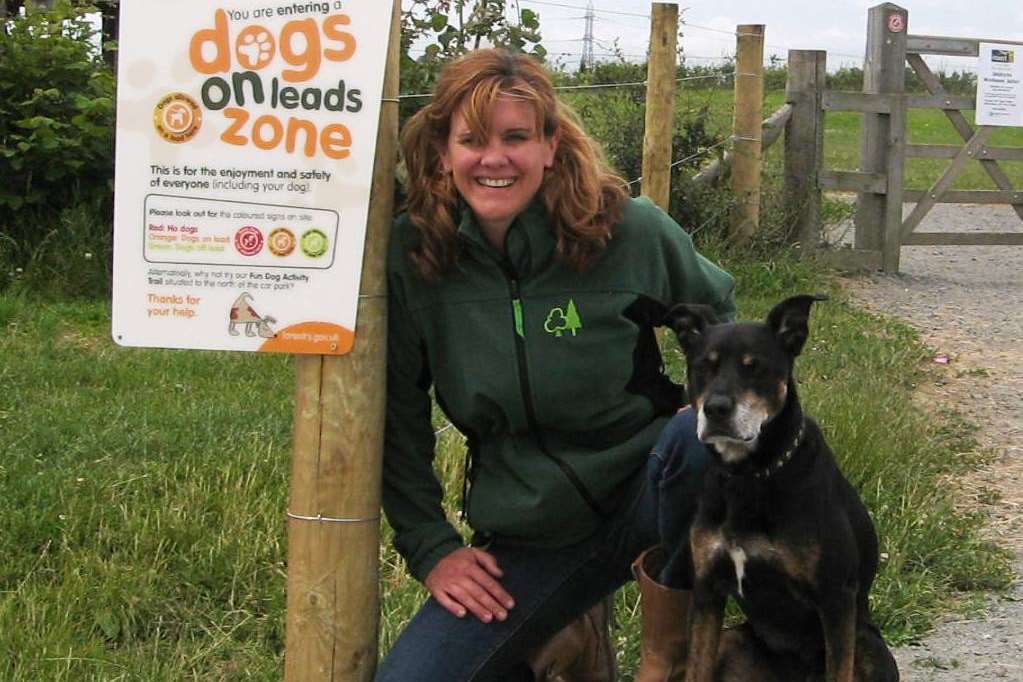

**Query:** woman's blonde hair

left=401, top=48, right=628, bottom=280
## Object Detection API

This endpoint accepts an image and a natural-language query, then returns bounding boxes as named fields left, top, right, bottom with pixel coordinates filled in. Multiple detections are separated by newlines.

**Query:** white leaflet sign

left=112, top=1, right=392, bottom=354
left=977, top=42, right=1023, bottom=127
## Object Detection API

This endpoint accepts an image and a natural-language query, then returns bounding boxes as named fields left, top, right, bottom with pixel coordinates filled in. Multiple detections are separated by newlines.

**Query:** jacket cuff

left=410, top=539, right=464, bottom=583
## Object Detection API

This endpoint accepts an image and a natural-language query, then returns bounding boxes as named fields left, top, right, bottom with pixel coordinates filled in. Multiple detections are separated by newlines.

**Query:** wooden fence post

left=784, top=50, right=826, bottom=249
left=283, top=1, right=399, bottom=680
left=854, top=2, right=908, bottom=272
left=731, top=24, right=765, bottom=244
left=641, top=2, right=679, bottom=211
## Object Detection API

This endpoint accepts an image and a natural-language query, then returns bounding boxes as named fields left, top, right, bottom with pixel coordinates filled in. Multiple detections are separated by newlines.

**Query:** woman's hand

left=424, top=547, right=516, bottom=623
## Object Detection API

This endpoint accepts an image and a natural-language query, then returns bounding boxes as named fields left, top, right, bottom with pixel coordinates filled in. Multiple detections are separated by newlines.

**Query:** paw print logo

left=236, top=26, right=275, bottom=70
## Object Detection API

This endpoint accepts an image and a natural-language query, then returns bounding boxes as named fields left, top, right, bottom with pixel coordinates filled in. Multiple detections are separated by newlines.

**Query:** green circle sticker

left=300, top=229, right=329, bottom=258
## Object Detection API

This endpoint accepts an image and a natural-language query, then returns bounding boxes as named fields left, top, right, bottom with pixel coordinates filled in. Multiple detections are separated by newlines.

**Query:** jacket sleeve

left=381, top=268, right=464, bottom=583
left=652, top=202, right=737, bottom=322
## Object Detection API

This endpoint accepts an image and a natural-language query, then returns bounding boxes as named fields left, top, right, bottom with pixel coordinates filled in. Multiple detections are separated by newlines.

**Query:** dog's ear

left=766, top=294, right=828, bottom=357
left=664, top=303, right=719, bottom=353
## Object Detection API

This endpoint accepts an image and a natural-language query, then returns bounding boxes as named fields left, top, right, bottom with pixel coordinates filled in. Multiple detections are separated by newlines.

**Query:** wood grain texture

left=283, top=2, right=400, bottom=679
left=640, top=3, right=679, bottom=210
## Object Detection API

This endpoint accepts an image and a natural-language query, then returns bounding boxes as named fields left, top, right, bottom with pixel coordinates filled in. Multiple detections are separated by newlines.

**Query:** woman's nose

left=479, top=140, right=508, bottom=167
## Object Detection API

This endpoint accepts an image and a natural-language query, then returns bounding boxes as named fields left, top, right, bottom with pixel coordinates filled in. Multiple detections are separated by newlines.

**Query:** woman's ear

left=544, top=130, right=560, bottom=169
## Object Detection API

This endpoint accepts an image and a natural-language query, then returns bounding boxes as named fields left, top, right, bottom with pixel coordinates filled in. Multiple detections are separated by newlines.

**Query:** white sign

left=977, top=42, right=1023, bottom=127
left=112, top=0, right=392, bottom=355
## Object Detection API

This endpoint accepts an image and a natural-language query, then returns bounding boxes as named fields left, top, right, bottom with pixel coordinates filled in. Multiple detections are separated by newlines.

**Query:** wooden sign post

left=284, top=1, right=400, bottom=680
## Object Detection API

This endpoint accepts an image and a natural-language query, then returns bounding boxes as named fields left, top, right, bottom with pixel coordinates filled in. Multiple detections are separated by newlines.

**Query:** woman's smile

left=442, top=97, right=558, bottom=249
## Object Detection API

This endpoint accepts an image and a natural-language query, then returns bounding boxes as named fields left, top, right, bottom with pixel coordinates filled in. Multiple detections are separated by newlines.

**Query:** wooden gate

left=814, top=3, right=1023, bottom=273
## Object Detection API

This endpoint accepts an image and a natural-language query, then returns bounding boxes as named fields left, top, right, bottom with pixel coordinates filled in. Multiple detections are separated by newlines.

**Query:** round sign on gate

left=887, top=13, right=905, bottom=33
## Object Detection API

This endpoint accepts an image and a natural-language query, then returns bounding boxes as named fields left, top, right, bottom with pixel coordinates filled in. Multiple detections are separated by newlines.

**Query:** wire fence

left=398, top=71, right=734, bottom=100
left=626, top=137, right=731, bottom=188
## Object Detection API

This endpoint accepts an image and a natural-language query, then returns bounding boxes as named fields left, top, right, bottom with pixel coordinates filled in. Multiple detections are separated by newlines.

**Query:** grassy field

left=568, top=84, right=1023, bottom=189
left=765, top=90, right=1023, bottom=190
left=0, top=251, right=1011, bottom=680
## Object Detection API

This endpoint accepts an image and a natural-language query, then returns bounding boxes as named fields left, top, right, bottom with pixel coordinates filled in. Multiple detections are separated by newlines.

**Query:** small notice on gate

left=977, top=42, right=1023, bottom=127
left=112, top=1, right=393, bottom=355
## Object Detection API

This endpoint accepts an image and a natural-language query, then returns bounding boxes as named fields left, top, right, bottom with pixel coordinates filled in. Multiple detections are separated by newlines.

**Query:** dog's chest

left=691, top=526, right=820, bottom=600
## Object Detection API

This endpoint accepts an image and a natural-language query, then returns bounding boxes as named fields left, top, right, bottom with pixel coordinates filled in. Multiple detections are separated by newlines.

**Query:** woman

left=377, top=48, right=735, bottom=681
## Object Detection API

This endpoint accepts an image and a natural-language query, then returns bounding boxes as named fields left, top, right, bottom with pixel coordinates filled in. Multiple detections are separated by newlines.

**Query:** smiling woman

left=440, top=97, right=558, bottom=249
left=379, top=48, right=736, bottom=682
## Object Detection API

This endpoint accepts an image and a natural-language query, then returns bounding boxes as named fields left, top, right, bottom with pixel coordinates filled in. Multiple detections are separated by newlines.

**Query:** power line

left=519, top=0, right=650, bottom=20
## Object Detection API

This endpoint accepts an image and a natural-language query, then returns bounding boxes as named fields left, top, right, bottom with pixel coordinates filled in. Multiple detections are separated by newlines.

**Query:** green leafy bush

left=0, top=1, right=115, bottom=294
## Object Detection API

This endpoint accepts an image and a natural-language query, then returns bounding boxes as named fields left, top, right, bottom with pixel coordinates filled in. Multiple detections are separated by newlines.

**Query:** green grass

left=0, top=254, right=1011, bottom=680
left=770, top=89, right=1023, bottom=190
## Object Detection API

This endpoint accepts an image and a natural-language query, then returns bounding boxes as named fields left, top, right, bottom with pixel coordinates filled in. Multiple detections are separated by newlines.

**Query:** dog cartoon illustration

left=228, top=292, right=277, bottom=338
left=167, top=106, right=187, bottom=128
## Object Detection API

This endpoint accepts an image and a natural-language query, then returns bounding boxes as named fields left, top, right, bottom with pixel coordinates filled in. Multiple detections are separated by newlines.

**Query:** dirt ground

left=838, top=203, right=1023, bottom=680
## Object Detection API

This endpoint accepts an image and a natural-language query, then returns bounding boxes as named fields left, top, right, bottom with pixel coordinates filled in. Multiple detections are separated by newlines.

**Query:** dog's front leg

left=817, top=585, right=858, bottom=682
left=684, top=581, right=725, bottom=682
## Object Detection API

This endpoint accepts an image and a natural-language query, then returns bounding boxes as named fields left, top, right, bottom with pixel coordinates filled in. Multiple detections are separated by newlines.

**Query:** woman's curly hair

left=400, top=48, right=628, bottom=280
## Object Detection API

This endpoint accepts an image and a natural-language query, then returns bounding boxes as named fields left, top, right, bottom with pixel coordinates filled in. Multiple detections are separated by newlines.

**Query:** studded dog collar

left=751, top=418, right=807, bottom=480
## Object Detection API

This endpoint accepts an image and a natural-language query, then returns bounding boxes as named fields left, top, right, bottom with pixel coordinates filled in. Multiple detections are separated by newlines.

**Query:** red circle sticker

left=887, top=13, right=905, bottom=33
left=234, top=226, right=264, bottom=256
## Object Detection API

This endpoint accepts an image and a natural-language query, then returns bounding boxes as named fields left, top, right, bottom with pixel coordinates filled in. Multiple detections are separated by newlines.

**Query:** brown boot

left=632, top=546, right=690, bottom=682
left=527, top=596, right=617, bottom=681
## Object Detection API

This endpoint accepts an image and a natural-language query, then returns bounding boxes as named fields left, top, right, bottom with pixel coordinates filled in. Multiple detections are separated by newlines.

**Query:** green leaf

left=430, top=12, right=448, bottom=32
left=521, top=9, right=539, bottom=29
left=16, top=116, right=56, bottom=130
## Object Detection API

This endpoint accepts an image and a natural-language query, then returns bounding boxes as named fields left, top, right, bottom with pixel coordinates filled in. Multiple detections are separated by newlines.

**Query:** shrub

left=0, top=1, right=115, bottom=295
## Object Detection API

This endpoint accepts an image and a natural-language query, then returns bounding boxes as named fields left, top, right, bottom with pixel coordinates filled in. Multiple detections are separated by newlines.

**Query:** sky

left=489, top=0, right=1023, bottom=72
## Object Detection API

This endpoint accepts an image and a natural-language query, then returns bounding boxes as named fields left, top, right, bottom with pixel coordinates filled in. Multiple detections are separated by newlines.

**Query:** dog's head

left=665, top=294, right=827, bottom=464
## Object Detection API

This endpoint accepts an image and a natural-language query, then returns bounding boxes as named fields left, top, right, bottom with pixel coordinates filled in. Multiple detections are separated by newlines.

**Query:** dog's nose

left=704, top=394, right=734, bottom=421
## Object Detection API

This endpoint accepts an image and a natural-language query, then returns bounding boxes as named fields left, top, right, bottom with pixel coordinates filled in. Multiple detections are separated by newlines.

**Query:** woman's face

left=441, top=96, right=558, bottom=243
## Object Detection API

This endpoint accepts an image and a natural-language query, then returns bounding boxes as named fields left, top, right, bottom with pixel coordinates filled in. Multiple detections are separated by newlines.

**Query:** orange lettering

left=323, top=14, right=357, bottom=62
left=280, top=19, right=321, bottom=83
left=252, top=115, right=284, bottom=150
left=189, top=9, right=231, bottom=74
left=286, top=118, right=318, bottom=158
left=222, top=107, right=249, bottom=146
left=320, top=124, right=352, bottom=160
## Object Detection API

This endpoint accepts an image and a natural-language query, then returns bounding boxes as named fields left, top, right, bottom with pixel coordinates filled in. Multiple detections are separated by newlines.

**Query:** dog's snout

left=704, top=394, right=734, bottom=421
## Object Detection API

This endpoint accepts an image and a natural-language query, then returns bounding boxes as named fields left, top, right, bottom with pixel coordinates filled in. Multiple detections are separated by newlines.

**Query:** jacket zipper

left=503, top=268, right=608, bottom=520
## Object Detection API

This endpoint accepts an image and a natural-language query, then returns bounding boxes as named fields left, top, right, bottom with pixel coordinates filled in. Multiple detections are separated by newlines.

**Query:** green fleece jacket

left=382, top=196, right=735, bottom=582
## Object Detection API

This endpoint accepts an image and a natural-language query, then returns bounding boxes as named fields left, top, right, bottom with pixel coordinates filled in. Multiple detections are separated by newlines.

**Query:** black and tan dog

left=664, top=295, right=899, bottom=682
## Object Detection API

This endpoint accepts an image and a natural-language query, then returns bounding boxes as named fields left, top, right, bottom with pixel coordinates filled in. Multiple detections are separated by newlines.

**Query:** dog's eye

left=697, top=354, right=718, bottom=372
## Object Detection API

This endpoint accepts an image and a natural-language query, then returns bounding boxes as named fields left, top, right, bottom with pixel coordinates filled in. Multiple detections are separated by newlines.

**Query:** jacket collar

left=456, top=198, right=556, bottom=277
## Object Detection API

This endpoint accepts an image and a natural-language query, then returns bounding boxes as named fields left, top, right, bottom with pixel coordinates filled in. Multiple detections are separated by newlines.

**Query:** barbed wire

left=399, top=71, right=735, bottom=100
left=689, top=197, right=739, bottom=237
left=627, top=137, right=731, bottom=188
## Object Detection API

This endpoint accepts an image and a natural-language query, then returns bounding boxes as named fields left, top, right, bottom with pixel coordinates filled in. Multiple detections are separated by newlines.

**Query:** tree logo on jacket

left=544, top=300, right=583, bottom=337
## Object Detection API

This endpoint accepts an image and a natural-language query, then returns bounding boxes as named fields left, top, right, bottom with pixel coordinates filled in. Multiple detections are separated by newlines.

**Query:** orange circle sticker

left=153, top=92, right=202, bottom=143
left=268, top=228, right=296, bottom=257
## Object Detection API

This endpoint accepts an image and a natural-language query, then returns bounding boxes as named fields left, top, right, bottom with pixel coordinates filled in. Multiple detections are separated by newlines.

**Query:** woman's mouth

left=477, top=177, right=516, bottom=188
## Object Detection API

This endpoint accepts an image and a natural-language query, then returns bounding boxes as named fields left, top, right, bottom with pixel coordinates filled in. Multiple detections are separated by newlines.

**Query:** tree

left=564, top=299, right=582, bottom=336
left=400, top=1, right=546, bottom=118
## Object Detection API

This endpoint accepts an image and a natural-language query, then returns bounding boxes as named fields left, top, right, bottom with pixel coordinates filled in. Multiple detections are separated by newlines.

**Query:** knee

left=653, top=408, right=709, bottom=485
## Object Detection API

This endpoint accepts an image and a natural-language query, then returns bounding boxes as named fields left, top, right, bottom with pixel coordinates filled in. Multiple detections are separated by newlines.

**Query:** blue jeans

left=375, top=408, right=708, bottom=682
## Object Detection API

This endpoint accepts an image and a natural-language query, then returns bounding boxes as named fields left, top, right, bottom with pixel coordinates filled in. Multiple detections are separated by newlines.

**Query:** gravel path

left=838, top=203, right=1023, bottom=680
